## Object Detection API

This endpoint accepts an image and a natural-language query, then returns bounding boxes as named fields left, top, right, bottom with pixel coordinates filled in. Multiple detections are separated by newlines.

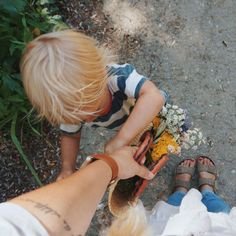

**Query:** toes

left=175, top=159, right=195, bottom=192
left=183, top=159, right=189, bottom=166
left=207, top=158, right=214, bottom=166
left=189, top=159, right=196, bottom=167
left=197, top=157, right=216, bottom=181
left=198, top=157, right=204, bottom=164
left=187, top=160, right=192, bottom=167
left=181, top=159, right=194, bottom=167
left=205, top=158, right=209, bottom=165
left=180, top=161, right=184, bottom=166
left=180, top=159, right=188, bottom=166
left=198, top=156, right=214, bottom=167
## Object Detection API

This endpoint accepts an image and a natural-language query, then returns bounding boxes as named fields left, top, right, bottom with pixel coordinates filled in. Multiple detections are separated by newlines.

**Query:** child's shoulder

left=108, top=63, right=136, bottom=76
left=107, top=63, right=148, bottom=98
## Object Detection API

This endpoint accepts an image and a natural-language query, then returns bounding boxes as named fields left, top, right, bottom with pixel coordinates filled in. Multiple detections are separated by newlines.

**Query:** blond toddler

left=21, top=30, right=168, bottom=180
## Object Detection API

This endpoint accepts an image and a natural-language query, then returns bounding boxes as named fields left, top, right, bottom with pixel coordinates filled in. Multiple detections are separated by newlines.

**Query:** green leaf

left=19, top=107, right=29, bottom=114
left=21, top=15, right=27, bottom=28
left=39, top=0, right=55, bottom=5
left=0, top=0, right=27, bottom=14
left=6, top=94, right=25, bottom=102
left=40, top=0, right=49, bottom=4
left=2, top=75, right=23, bottom=95
left=0, top=114, right=14, bottom=129
left=41, top=7, right=49, bottom=15
left=10, top=39, right=25, bottom=45
left=23, top=27, right=33, bottom=43
left=9, top=43, right=22, bottom=55
left=0, top=97, right=8, bottom=115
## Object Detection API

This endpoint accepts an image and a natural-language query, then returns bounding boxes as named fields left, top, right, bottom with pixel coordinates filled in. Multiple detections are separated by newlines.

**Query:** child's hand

left=105, top=135, right=127, bottom=154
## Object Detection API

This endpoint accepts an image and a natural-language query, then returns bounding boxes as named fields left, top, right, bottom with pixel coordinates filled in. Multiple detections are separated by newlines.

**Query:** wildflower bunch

left=151, top=104, right=204, bottom=161
left=158, top=104, right=186, bottom=139
left=180, top=128, right=205, bottom=150
left=151, top=131, right=180, bottom=161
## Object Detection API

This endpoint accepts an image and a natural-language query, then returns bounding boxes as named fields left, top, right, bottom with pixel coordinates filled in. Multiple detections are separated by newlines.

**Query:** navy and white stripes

left=60, top=63, right=167, bottom=134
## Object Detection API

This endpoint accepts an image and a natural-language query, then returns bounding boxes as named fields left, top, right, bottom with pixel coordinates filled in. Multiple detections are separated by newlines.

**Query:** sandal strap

left=198, top=164, right=217, bottom=176
left=176, top=165, right=195, bottom=176
left=199, top=177, right=215, bottom=189
left=174, top=179, right=191, bottom=190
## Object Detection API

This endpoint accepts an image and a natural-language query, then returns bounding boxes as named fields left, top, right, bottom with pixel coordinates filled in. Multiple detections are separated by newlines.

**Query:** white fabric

left=124, top=68, right=144, bottom=97
left=107, top=74, right=120, bottom=93
left=0, top=190, right=235, bottom=236
left=0, top=203, right=49, bottom=236
left=60, top=123, right=82, bottom=133
left=148, top=189, right=236, bottom=236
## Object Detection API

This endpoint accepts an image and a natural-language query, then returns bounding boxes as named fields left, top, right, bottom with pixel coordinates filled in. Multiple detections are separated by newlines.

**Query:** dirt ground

left=1, top=0, right=236, bottom=235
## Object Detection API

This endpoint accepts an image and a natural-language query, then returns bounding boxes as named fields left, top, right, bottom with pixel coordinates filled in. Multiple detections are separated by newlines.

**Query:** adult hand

left=104, top=135, right=126, bottom=155
left=109, top=146, right=154, bottom=180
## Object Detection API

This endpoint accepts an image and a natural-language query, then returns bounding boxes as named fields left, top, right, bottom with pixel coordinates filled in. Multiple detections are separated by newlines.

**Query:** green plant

left=0, top=0, right=66, bottom=186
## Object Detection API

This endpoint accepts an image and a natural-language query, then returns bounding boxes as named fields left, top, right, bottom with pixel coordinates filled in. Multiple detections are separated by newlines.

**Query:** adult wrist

left=87, top=154, right=119, bottom=185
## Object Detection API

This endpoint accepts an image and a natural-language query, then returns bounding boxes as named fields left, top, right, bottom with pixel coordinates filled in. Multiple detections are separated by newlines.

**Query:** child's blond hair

left=103, top=201, right=153, bottom=236
left=21, top=30, right=111, bottom=125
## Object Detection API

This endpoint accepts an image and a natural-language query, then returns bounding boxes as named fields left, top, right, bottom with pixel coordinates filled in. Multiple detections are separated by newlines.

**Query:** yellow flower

left=152, top=116, right=161, bottom=128
left=151, top=131, right=180, bottom=161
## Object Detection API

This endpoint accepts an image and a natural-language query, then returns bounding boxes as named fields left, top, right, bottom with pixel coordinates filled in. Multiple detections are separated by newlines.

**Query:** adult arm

left=10, top=147, right=154, bottom=236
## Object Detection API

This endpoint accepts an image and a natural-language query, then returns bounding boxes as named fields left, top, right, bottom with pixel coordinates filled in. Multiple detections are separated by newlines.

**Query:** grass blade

left=11, top=112, right=43, bottom=187
left=0, top=114, right=15, bottom=129
left=27, top=115, right=42, bottom=137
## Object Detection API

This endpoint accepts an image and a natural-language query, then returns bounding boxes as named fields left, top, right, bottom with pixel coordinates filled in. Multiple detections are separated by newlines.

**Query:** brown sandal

left=197, top=156, right=217, bottom=192
left=173, top=158, right=196, bottom=191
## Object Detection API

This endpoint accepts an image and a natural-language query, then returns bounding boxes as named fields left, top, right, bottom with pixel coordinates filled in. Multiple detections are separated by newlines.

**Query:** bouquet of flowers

left=108, top=103, right=205, bottom=217
left=151, top=104, right=205, bottom=161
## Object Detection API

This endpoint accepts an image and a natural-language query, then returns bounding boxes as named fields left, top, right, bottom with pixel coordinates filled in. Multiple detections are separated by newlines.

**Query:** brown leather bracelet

left=89, top=154, right=119, bottom=185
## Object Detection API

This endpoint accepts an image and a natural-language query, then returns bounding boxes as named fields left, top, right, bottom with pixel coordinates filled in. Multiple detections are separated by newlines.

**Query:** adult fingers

left=140, top=156, right=146, bottom=165
left=121, top=146, right=138, bottom=158
left=129, top=146, right=138, bottom=155
left=136, top=165, right=154, bottom=180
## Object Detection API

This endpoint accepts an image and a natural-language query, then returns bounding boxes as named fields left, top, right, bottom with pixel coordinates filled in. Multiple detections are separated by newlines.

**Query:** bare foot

left=197, top=156, right=216, bottom=192
left=56, top=168, right=75, bottom=181
left=174, top=159, right=196, bottom=193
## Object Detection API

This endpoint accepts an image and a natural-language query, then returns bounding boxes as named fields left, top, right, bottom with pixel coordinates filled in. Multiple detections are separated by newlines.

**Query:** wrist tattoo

left=22, top=199, right=81, bottom=236
left=25, top=199, right=61, bottom=218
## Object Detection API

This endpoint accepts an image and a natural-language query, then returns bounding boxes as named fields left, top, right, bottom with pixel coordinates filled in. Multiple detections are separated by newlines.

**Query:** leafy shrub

left=0, top=0, right=66, bottom=185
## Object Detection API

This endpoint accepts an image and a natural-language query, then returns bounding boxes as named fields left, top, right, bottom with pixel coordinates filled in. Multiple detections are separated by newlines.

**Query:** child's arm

left=105, top=80, right=165, bottom=153
left=58, top=133, right=81, bottom=180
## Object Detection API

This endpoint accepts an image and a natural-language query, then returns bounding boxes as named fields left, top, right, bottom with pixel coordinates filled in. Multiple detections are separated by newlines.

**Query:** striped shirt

left=60, top=64, right=168, bottom=134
